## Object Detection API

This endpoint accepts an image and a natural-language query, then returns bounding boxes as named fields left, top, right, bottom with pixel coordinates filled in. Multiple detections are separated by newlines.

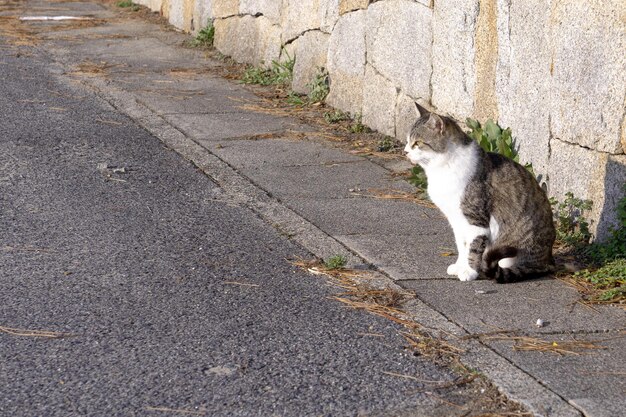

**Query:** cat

left=404, top=103, right=555, bottom=283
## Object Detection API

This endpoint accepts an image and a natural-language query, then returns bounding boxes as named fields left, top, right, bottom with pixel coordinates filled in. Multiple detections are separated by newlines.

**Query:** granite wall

left=134, top=0, right=626, bottom=240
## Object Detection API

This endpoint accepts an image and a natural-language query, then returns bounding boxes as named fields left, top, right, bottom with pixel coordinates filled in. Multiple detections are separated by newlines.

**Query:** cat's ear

left=414, top=102, right=430, bottom=117
left=425, top=113, right=445, bottom=134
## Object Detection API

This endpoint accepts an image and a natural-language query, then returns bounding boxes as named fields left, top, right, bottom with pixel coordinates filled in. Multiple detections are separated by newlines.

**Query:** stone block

left=395, top=93, right=419, bottom=143
left=547, top=138, right=626, bottom=241
left=192, top=0, right=213, bottom=34
left=362, top=65, right=396, bottom=136
left=338, top=0, right=369, bottom=15
left=495, top=0, right=552, bottom=178
left=472, top=0, right=498, bottom=121
left=211, top=0, right=238, bottom=18
left=321, top=0, right=339, bottom=33
left=213, top=15, right=281, bottom=67
left=431, top=0, right=478, bottom=120
left=134, top=0, right=162, bottom=12
left=365, top=0, right=432, bottom=101
left=292, top=31, right=330, bottom=95
left=550, top=0, right=626, bottom=154
left=596, top=155, right=626, bottom=241
left=326, top=10, right=366, bottom=115
left=240, top=0, right=282, bottom=24
left=281, top=0, right=331, bottom=43
left=166, top=0, right=195, bottom=32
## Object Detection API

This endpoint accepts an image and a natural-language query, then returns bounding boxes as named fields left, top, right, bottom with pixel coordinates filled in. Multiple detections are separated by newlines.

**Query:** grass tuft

left=550, top=192, right=593, bottom=248
left=377, top=136, right=396, bottom=153
left=241, top=52, right=295, bottom=86
left=116, top=0, right=140, bottom=11
left=190, top=19, right=215, bottom=48
left=324, top=255, right=347, bottom=270
left=323, top=109, right=348, bottom=124
left=348, top=113, right=371, bottom=134
left=573, top=259, right=626, bottom=304
left=306, top=68, right=329, bottom=104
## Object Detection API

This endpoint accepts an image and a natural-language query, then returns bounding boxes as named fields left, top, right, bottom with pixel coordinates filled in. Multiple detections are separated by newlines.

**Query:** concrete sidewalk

left=4, top=1, right=624, bottom=416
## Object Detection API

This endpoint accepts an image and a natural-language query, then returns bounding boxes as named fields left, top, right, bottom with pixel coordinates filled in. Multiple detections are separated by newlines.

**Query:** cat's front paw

left=447, top=263, right=459, bottom=276
left=458, top=267, right=479, bottom=282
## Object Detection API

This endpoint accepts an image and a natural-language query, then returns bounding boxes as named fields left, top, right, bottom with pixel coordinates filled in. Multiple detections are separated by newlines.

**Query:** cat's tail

left=483, top=247, right=555, bottom=283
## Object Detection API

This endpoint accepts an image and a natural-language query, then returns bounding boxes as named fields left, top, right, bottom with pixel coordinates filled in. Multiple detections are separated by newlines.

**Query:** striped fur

left=405, top=104, right=555, bottom=283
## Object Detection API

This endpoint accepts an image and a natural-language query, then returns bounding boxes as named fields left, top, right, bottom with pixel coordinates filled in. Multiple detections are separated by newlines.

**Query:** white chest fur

left=425, top=144, right=478, bottom=219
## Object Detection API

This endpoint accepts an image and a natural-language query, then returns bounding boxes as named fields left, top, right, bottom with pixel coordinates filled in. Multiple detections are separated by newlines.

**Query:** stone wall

left=134, top=0, right=626, bottom=240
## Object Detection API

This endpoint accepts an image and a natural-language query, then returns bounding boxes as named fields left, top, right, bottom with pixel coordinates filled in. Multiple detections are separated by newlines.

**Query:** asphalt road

left=0, top=38, right=472, bottom=416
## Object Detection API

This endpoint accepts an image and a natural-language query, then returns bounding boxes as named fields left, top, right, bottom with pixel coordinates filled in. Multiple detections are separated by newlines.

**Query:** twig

left=0, top=325, right=69, bottom=338
left=382, top=371, right=446, bottom=384
left=145, top=406, right=205, bottom=415
left=223, top=281, right=260, bottom=288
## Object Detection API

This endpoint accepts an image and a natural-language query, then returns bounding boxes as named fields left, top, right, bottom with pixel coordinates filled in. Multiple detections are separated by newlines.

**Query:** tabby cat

left=404, top=103, right=555, bottom=283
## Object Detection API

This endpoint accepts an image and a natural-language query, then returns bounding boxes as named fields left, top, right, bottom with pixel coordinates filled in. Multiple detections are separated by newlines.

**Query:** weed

left=466, top=118, right=534, bottom=175
left=241, top=66, right=270, bottom=85
left=550, top=192, right=593, bottom=247
left=241, top=51, right=295, bottom=86
left=377, top=136, right=396, bottom=152
left=116, top=0, right=140, bottom=10
left=324, top=255, right=347, bottom=270
left=190, top=19, right=215, bottom=48
left=573, top=259, right=626, bottom=304
left=306, top=68, right=329, bottom=104
left=324, top=109, right=349, bottom=124
left=407, top=165, right=427, bottom=190
left=349, top=113, right=371, bottom=134
left=286, top=91, right=306, bottom=106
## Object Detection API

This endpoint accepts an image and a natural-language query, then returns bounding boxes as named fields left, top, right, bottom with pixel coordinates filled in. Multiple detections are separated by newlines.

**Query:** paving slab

left=60, top=36, right=209, bottom=70
left=285, top=197, right=447, bottom=237
left=400, top=279, right=626, bottom=334
left=211, top=138, right=363, bottom=168
left=163, top=112, right=298, bottom=141
left=485, top=335, right=626, bottom=417
left=235, top=162, right=415, bottom=200
left=336, top=233, right=455, bottom=280
left=133, top=81, right=254, bottom=115
left=41, top=20, right=160, bottom=40
left=0, top=0, right=110, bottom=16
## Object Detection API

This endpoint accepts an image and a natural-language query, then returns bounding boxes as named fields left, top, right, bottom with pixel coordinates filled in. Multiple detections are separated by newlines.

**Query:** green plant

left=324, top=109, right=349, bottom=124
left=550, top=192, right=593, bottom=247
left=324, top=255, right=347, bottom=270
left=573, top=258, right=626, bottom=303
left=466, top=118, right=534, bottom=175
left=349, top=113, right=371, bottom=134
left=407, top=166, right=427, bottom=189
left=116, top=0, right=140, bottom=10
left=306, top=68, right=329, bottom=104
left=286, top=91, right=306, bottom=106
left=585, top=185, right=626, bottom=263
left=377, top=136, right=396, bottom=152
left=190, top=19, right=215, bottom=48
left=241, top=51, right=295, bottom=86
